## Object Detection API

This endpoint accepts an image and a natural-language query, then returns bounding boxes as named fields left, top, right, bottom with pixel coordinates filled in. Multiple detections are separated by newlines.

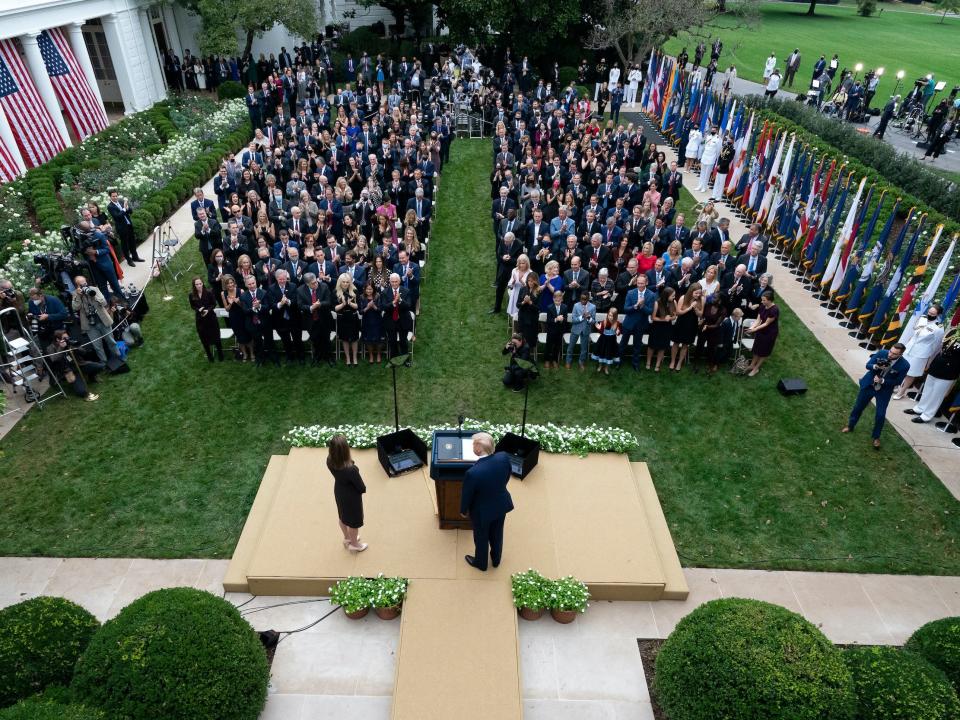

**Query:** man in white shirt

left=763, top=53, right=777, bottom=81
left=608, top=64, right=621, bottom=91
left=765, top=69, right=781, bottom=98
left=626, top=65, right=642, bottom=105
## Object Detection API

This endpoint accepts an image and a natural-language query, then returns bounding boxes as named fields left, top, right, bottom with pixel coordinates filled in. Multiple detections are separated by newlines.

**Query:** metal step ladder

left=150, top=221, right=193, bottom=300
left=1, top=307, right=65, bottom=411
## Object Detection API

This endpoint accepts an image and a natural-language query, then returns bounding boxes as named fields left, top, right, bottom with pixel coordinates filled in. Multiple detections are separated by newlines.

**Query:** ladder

left=0, top=307, right=65, bottom=411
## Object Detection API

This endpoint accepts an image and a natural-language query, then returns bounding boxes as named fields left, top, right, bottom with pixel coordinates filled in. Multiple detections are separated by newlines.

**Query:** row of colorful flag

left=640, top=51, right=960, bottom=352
left=0, top=28, right=108, bottom=182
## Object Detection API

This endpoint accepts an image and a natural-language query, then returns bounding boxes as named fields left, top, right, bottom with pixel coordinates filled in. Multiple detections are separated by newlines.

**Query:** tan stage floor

left=225, top=447, right=686, bottom=601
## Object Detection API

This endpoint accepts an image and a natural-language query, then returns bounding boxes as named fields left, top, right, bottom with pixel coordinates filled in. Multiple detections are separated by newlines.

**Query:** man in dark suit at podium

left=460, top=433, right=514, bottom=571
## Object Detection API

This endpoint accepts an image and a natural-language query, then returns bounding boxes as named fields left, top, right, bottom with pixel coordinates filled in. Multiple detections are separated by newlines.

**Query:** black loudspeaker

left=777, top=377, right=808, bottom=396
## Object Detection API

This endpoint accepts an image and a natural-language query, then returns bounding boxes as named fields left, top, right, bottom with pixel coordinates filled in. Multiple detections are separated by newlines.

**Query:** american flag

left=38, top=29, right=107, bottom=140
left=0, top=38, right=66, bottom=168
left=0, top=135, right=21, bottom=182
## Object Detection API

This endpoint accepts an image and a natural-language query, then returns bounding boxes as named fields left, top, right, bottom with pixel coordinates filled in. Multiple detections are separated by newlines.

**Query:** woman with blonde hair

left=334, top=272, right=360, bottom=365
left=662, top=240, right=683, bottom=270
left=401, top=225, right=423, bottom=264
left=327, top=434, right=368, bottom=552
left=507, top=254, right=533, bottom=321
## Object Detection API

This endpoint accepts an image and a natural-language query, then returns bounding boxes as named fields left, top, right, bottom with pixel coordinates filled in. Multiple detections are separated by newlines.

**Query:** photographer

left=26, top=287, right=69, bottom=346
left=71, top=276, right=121, bottom=364
left=841, top=342, right=910, bottom=450
left=502, top=332, right=534, bottom=392
left=77, top=221, right=124, bottom=301
left=45, top=329, right=102, bottom=402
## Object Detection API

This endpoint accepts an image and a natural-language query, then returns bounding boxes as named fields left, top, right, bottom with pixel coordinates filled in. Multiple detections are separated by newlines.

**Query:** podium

left=429, top=430, right=477, bottom=529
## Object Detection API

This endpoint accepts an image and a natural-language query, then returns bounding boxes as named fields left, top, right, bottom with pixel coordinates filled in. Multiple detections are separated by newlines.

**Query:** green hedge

left=845, top=646, right=959, bottom=720
left=0, top=694, right=105, bottom=720
left=0, top=597, right=100, bottom=708
left=906, top=617, right=960, bottom=692
left=217, top=81, right=246, bottom=101
left=71, top=588, right=268, bottom=720
left=653, top=598, right=855, bottom=720
left=744, top=97, right=960, bottom=228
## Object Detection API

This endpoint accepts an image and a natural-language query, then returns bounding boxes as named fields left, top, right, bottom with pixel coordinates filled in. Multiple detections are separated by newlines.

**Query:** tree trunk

left=806, top=0, right=817, bottom=15
left=244, top=30, right=255, bottom=59
left=613, top=39, right=629, bottom=69
left=941, top=9, right=947, bottom=23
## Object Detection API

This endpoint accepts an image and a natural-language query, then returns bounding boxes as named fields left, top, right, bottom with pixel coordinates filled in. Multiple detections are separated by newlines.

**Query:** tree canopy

left=176, top=0, right=318, bottom=57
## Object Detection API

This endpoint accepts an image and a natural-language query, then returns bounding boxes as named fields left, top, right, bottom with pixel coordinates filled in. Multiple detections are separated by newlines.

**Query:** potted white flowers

left=328, top=576, right=373, bottom=619
left=511, top=569, right=551, bottom=621
left=371, top=575, right=408, bottom=620
left=547, top=576, right=591, bottom=624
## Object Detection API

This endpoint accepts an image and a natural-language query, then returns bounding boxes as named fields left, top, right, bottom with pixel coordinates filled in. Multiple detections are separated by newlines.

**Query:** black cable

left=241, top=598, right=327, bottom=616
left=275, top=604, right=342, bottom=643
left=231, top=595, right=258, bottom=611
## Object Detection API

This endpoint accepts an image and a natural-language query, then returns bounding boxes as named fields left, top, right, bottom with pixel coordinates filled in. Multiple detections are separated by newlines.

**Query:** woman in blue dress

left=539, top=260, right=565, bottom=312
left=360, top=283, right=384, bottom=364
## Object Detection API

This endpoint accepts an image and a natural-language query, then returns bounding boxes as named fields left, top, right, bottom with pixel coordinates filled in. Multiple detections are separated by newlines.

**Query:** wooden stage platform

left=224, top=447, right=686, bottom=720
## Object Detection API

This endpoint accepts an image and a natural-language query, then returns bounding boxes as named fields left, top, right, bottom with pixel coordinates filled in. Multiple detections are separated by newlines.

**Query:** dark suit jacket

left=339, top=263, right=367, bottom=289
left=190, top=198, right=216, bottom=221
left=495, top=241, right=522, bottom=280
left=296, top=282, right=332, bottom=330
left=736, top=253, right=768, bottom=277
left=460, top=452, right=514, bottom=526
left=406, top=197, right=432, bottom=222
left=622, top=287, right=656, bottom=331
left=266, top=282, right=299, bottom=327
left=195, top=217, right=223, bottom=258
left=660, top=224, right=690, bottom=250
left=859, top=350, right=910, bottom=394
left=646, top=268, right=669, bottom=293
left=545, top=302, right=568, bottom=335
left=379, top=286, right=413, bottom=330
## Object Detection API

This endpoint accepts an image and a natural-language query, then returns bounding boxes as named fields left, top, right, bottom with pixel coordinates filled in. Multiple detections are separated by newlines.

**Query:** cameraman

left=841, top=342, right=910, bottom=450
left=502, top=332, right=534, bottom=392
left=71, top=275, right=120, bottom=364
left=45, top=329, right=102, bottom=402
left=77, top=220, right=124, bottom=301
left=26, top=287, right=69, bottom=346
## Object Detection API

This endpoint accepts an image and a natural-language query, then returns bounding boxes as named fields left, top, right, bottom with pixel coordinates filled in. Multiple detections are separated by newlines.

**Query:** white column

left=161, top=4, right=183, bottom=57
left=20, top=32, right=72, bottom=147
left=137, top=8, right=167, bottom=102
left=0, top=104, right=27, bottom=176
left=66, top=22, right=105, bottom=108
left=100, top=12, right=150, bottom=115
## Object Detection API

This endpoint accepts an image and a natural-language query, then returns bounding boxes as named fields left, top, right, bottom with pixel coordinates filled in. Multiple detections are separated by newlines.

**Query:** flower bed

left=0, top=97, right=250, bottom=291
left=285, top=420, right=639, bottom=456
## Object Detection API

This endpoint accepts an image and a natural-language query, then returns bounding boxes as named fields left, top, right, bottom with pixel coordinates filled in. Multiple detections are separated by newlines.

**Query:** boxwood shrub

left=0, top=597, right=100, bottom=708
left=0, top=694, right=104, bottom=720
left=653, top=598, right=855, bottom=720
left=71, top=588, right=268, bottom=720
left=217, top=80, right=246, bottom=101
left=845, top=646, right=960, bottom=720
left=906, top=617, right=960, bottom=691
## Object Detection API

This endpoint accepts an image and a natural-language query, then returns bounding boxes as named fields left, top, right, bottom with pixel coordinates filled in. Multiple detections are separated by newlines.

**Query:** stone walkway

left=1, top=556, right=957, bottom=719
left=624, top=110, right=960, bottom=499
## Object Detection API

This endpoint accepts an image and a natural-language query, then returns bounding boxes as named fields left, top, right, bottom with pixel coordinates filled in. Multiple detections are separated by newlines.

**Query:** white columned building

left=66, top=20, right=105, bottom=108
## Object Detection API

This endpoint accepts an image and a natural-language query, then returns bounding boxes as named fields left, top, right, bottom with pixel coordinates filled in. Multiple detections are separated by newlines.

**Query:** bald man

left=460, top=432, right=514, bottom=571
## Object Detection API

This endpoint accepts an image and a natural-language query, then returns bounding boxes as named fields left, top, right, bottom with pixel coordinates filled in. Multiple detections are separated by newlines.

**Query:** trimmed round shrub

left=130, top=216, right=149, bottom=242
left=653, top=598, right=855, bottom=720
left=71, top=588, right=268, bottom=720
left=217, top=80, right=246, bottom=101
left=132, top=209, right=155, bottom=232
left=0, top=597, right=100, bottom=708
left=906, top=617, right=960, bottom=691
left=845, top=646, right=960, bottom=720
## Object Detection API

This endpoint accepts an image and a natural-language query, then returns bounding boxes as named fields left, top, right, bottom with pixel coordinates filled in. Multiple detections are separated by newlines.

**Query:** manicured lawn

left=1, top=139, right=959, bottom=575
left=664, top=1, right=960, bottom=99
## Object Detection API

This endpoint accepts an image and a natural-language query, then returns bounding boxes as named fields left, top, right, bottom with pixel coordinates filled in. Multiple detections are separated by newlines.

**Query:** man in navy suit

left=340, top=252, right=367, bottom=290
left=406, top=188, right=432, bottom=240
left=190, top=188, right=216, bottom=221
left=842, top=343, right=910, bottom=449
left=619, top=275, right=655, bottom=369
left=460, top=432, right=514, bottom=571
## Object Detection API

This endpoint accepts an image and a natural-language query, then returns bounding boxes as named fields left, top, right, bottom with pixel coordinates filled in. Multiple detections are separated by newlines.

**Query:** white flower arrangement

left=284, top=419, right=639, bottom=456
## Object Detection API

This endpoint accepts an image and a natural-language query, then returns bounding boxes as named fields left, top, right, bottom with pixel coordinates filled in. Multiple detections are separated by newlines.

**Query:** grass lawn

left=1, top=139, right=959, bottom=575
left=664, top=1, right=960, bottom=99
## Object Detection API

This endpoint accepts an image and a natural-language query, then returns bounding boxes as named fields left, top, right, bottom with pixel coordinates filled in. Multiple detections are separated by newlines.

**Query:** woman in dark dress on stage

left=745, top=290, right=779, bottom=377
left=189, top=277, right=223, bottom=362
left=327, top=434, right=368, bottom=552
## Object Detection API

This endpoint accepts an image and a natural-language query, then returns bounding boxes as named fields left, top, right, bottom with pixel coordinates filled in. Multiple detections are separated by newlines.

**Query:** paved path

left=1, top=556, right=957, bottom=720
left=667, top=56, right=960, bottom=173
left=624, top=110, right=960, bottom=499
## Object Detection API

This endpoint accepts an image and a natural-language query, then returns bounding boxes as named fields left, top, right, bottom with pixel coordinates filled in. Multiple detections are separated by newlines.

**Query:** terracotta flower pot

left=550, top=608, right=578, bottom=624
left=375, top=605, right=401, bottom=620
left=518, top=607, right=544, bottom=621
left=344, top=607, right=369, bottom=620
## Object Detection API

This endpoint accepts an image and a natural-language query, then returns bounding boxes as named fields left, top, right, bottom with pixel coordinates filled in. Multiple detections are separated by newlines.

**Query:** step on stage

left=224, top=447, right=687, bottom=720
